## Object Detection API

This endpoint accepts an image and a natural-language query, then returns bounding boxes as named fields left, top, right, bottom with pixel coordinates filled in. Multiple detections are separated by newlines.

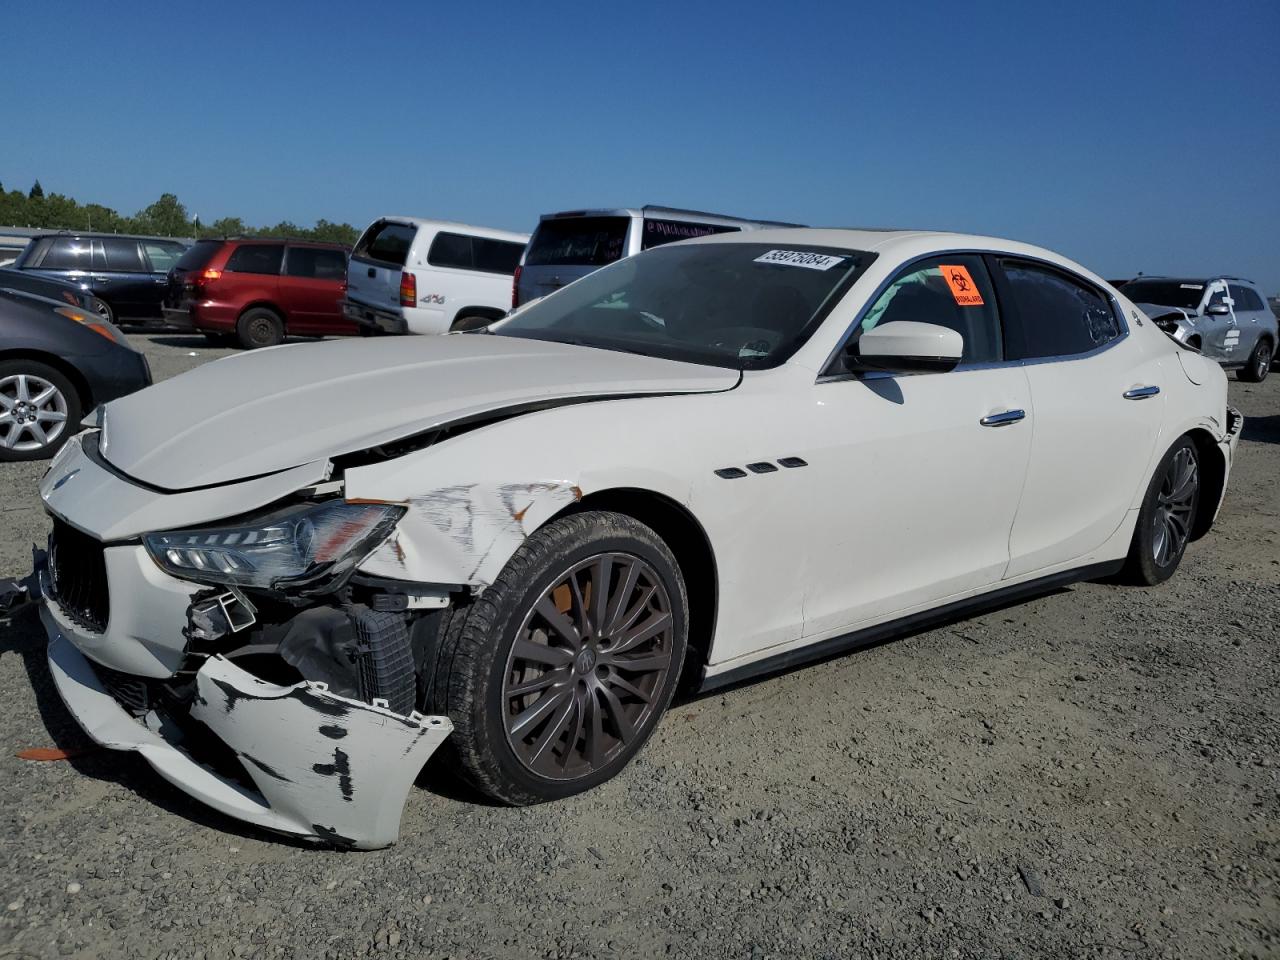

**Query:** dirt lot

left=1, top=332, right=1277, bottom=960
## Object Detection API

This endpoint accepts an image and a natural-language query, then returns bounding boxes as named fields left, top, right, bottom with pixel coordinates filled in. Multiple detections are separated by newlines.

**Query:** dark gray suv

left=13, top=233, right=187, bottom=324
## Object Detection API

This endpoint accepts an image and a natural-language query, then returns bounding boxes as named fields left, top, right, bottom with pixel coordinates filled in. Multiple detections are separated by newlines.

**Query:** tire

left=0, top=360, right=83, bottom=462
left=236, top=307, right=285, bottom=349
left=1238, top=338, right=1272, bottom=383
left=424, top=510, right=689, bottom=805
left=450, top=315, right=496, bottom=332
left=91, top=298, right=114, bottom=324
left=1119, top=436, right=1200, bottom=586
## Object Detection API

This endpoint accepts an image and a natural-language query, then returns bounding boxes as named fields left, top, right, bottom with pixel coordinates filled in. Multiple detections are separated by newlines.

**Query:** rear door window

left=39, top=237, right=94, bottom=271
left=1230, top=284, right=1263, bottom=312
left=525, top=217, right=628, bottom=266
left=353, top=221, right=416, bottom=266
left=285, top=247, right=347, bottom=280
left=641, top=219, right=740, bottom=251
left=997, top=259, right=1122, bottom=359
left=226, top=244, right=284, bottom=275
left=98, top=238, right=146, bottom=273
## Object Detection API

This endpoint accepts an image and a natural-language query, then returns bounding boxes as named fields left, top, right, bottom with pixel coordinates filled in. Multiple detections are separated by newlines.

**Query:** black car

left=12, top=233, right=187, bottom=324
left=0, top=266, right=105, bottom=314
left=0, top=289, right=151, bottom=461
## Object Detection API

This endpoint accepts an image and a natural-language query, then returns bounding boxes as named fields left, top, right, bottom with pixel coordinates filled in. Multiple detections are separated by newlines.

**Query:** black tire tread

left=236, top=307, right=285, bottom=349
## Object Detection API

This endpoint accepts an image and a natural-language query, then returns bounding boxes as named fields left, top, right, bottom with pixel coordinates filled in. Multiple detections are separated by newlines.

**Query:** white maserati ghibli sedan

left=33, top=229, right=1241, bottom=847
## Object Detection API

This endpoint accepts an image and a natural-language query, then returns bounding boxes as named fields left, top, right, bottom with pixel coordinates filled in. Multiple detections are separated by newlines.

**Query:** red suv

left=163, top=239, right=355, bottom=348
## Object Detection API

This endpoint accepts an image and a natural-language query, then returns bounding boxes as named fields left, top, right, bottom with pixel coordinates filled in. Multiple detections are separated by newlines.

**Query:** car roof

left=368, top=217, right=530, bottom=244
left=676, top=227, right=1111, bottom=283
left=538, top=206, right=801, bottom=228
left=1131, top=275, right=1257, bottom=287
left=27, top=231, right=188, bottom=244
left=214, top=237, right=349, bottom=249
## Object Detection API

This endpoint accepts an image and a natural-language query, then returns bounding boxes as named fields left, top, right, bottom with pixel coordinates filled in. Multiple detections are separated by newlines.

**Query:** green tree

left=28, top=180, right=44, bottom=199
left=137, top=193, right=190, bottom=237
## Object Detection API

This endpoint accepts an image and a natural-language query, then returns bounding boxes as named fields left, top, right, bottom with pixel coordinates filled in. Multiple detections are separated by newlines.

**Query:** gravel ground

left=0, top=332, right=1277, bottom=960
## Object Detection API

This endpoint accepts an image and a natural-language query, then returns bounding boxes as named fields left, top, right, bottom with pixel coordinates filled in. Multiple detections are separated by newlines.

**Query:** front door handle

left=1123, top=385, right=1161, bottom=400
left=980, top=409, right=1026, bottom=427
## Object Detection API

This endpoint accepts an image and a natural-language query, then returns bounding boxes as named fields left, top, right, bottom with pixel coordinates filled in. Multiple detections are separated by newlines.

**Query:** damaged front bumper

left=43, top=605, right=452, bottom=850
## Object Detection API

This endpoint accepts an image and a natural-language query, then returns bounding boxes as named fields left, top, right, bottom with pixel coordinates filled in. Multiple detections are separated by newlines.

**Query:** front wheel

left=1238, top=338, right=1272, bottom=383
left=1119, top=436, right=1200, bottom=585
left=0, top=361, right=82, bottom=462
left=424, top=511, right=688, bottom=805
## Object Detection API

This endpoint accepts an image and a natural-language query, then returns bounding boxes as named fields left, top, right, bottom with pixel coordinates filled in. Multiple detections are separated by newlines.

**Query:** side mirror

left=1205, top=303, right=1230, bottom=316
left=844, top=320, right=964, bottom=375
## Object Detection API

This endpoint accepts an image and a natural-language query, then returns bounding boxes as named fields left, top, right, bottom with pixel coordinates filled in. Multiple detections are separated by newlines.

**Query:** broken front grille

left=49, top=518, right=110, bottom=633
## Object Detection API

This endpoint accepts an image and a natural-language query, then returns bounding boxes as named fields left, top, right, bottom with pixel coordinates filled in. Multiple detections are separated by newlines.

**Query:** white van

left=514, top=206, right=799, bottom=308
left=344, top=218, right=529, bottom=335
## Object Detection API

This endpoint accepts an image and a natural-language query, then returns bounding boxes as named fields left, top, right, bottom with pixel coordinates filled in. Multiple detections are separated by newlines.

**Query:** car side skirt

left=698, top=560, right=1124, bottom=693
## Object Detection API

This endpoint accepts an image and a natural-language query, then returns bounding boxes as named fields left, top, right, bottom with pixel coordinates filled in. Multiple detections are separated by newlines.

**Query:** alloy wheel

left=1256, top=342, right=1272, bottom=380
left=502, top=552, right=676, bottom=781
left=1151, top=446, right=1198, bottom=568
left=0, top=374, right=69, bottom=452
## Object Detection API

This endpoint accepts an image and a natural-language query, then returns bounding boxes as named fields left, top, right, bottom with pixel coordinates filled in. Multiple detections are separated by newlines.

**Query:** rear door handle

left=980, top=409, right=1026, bottom=427
left=1123, top=385, right=1160, bottom=400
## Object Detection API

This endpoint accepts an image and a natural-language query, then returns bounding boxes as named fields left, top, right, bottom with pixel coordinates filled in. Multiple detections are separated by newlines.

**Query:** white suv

left=344, top=218, right=529, bottom=335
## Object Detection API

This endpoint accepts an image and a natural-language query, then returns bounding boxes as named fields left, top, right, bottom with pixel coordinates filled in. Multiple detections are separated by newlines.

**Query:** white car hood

left=100, top=335, right=739, bottom=490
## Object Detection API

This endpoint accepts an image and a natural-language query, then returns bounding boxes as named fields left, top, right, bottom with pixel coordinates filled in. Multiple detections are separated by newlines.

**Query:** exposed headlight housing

left=144, top=501, right=405, bottom=591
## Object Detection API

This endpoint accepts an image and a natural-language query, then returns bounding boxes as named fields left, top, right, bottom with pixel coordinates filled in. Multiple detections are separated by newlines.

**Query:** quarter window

left=142, top=242, right=183, bottom=273
left=427, top=232, right=473, bottom=270
left=226, top=244, right=284, bottom=275
left=473, top=237, right=524, bottom=275
left=999, top=260, right=1121, bottom=360
left=857, top=255, right=1003, bottom=364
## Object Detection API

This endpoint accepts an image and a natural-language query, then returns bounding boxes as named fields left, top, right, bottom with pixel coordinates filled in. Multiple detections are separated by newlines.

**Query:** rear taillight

left=512, top=265, right=522, bottom=308
left=400, top=271, right=416, bottom=307
left=201, top=268, right=222, bottom=281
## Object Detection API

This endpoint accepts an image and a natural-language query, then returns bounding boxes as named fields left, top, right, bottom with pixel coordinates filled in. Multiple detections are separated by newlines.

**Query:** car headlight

left=144, top=501, right=405, bottom=590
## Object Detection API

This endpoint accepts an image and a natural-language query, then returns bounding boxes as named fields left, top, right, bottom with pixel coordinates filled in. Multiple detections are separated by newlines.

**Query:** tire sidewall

left=465, top=514, right=688, bottom=803
left=237, top=308, right=284, bottom=349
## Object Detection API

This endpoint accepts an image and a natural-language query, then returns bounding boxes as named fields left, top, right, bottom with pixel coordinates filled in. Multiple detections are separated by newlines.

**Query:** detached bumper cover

left=45, top=614, right=452, bottom=849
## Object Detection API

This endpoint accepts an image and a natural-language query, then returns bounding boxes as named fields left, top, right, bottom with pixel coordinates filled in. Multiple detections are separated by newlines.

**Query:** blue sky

left=5, top=0, right=1278, bottom=290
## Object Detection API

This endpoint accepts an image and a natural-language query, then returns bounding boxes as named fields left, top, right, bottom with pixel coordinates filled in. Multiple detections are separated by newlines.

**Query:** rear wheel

left=91, top=298, right=114, bottom=324
left=236, top=307, right=285, bottom=349
left=1120, top=436, right=1200, bottom=585
left=450, top=315, right=496, bottom=332
left=1238, top=338, right=1272, bottom=383
left=0, top=361, right=82, bottom=462
left=424, top=511, right=688, bottom=804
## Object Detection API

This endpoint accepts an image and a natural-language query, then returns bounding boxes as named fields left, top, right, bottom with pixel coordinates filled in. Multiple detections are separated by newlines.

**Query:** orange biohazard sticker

left=939, top=265, right=984, bottom=307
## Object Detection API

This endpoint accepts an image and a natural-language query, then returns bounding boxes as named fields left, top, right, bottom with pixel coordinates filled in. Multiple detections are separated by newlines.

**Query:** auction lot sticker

left=754, top=249, right=847, bottom=270
left=939, top=264, right=984, bottom=306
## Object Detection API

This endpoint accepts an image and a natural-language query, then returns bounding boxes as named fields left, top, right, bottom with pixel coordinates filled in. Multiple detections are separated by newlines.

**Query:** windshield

left=1121, top=279, right=1206, bottom=310
left=526, top=217, right=629, bottom=267
left=494, top=242, right=872, bottom=369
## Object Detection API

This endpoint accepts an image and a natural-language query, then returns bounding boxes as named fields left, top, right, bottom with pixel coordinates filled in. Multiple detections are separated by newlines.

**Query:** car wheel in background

left=92, top=298, right=114, bottom=324
left=1120, top=436, right=1200, bottom=586
left=424, top=510, right=688, bottom=805
left=236, top=308, right=285, bottom=349
left=0, top=360, right=82, bottom=462
left=450, top=315, right=495, bottom=332
left=1238, top=338, right=1272, bottom=383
